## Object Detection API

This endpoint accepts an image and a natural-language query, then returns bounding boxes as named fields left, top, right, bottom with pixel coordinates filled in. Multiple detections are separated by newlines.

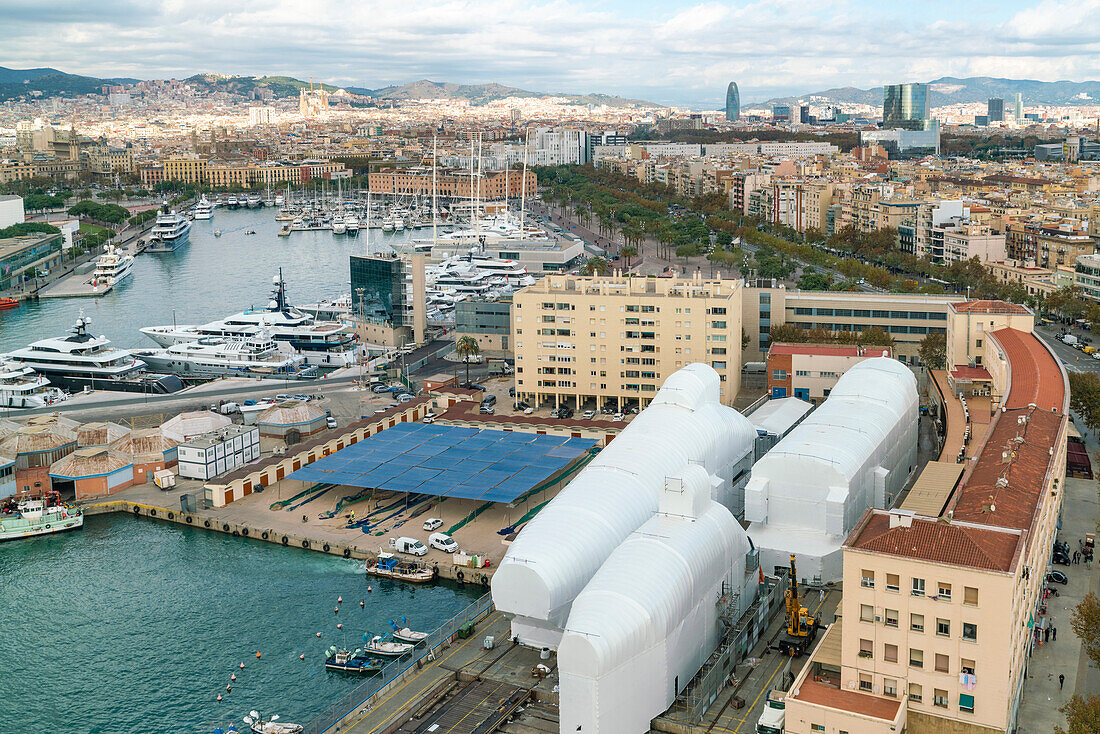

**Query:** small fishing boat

left=214, top=230, right=222, bottom=238
left=243, top=711, right=301, bottom=734
left=363, top=634, right=414, bottom=658
left=277, top=226, right=291, bottom=237
left=366, top=551, right=434, bottom=583
left=389, top=617, right=429, bottom=645
left=324, top=646, right=383, bottom=674
left=0, top=298, right=19, bottom=310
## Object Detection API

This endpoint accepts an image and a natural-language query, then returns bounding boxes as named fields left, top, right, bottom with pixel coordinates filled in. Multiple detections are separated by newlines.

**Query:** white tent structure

left=745, top=357, right=918, bottom=582
left=491, top=364, right=757, bottom=649
left=558, top=464, right=756, bottom=734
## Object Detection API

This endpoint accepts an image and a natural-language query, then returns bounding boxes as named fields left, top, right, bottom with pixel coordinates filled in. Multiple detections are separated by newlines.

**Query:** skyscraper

left=988, top=98, right=1005, bottom=123
left=1014, top=93, right=1023, bottom=122
left=725, top=82, right=740, bottom=121
left=772, top=104, right=791, bottom=123
left=882, top=83, right=930, bottom=129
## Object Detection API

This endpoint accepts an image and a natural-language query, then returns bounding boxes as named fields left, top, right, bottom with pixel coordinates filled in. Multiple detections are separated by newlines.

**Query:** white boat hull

left=0, top=513, right=83, bottom=542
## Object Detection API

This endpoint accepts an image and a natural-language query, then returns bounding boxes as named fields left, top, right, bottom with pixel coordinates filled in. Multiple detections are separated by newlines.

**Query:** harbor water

left=0, top=513, right=480, bottom=732
left=0, top=207, right=417, bottom=352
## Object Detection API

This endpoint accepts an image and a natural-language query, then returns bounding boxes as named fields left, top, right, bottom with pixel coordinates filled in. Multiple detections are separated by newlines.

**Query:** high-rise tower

left=725, top=82, right=740, bottom=121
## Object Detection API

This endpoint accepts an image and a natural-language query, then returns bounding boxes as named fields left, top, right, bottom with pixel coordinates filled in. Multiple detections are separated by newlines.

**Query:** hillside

left=0, top=66, right=137, bottom=101
left=183, top=74, right=341, bottom=98
left=758, top=76, right=1100, bottom=109
left=356, top=79, right=658, bottom=107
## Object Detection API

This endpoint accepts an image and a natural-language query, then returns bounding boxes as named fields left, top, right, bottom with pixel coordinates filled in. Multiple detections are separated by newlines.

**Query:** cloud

left=2, top=0, right=1100, bottom=106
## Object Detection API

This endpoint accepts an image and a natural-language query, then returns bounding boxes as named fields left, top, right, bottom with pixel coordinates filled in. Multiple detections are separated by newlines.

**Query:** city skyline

left=3, top=0, right=1100, bottom=107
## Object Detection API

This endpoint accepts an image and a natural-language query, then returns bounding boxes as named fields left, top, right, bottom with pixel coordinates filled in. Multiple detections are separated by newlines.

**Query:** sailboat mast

left=520, top=126, right=529, bottom=241
left=432, top=136, right=438, bottom=247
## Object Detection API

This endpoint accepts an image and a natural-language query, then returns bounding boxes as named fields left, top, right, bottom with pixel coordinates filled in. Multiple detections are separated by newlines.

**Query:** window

left=861, top=570, right=874, bottom=588
left=811, top=725, right=825, bottom=733
left=884, top=643, right=898, bottom=663
left=962, top=622, right=977, bottom=641
left=975, top=339, right=983, bottom=348
left=859, top=672, right=872, bottom=692
left=935, top=653, right=950, bottom=673
left=884, top=679, right=898, bottom=697
left=959, top=693, right=975, bottom=713
left=912, top=578, right=926, bottom=596
left=885, top=609, right=898, bottom=627
left=934, top=689, right=949, bottom=708
left=964, top=586, right=979, bottom=606
left=772, top=369, right=787, bottom=380
left=861, top=604, right=874, bottom=622
left=886, top=573, right=900, bottom=592
left=937, top=618, right=950, bottom=636
left=911, top=613, right=924, bottom=633
left=909, top=683, right=923, bottom=703
left=961, top=659, right=976, bottom=676
left=937, top=582, right=952, bottom=601
left=859, top=638, right=873, bottom=658
left=910, top=648, right=924, bottom=668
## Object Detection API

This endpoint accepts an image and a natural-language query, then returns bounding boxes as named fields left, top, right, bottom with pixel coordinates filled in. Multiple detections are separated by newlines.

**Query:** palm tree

left=582, top=256, right=610, bottom=276
left=455, top=336, right=480, bottom=387
left=620, top=244, right=638, bottom=269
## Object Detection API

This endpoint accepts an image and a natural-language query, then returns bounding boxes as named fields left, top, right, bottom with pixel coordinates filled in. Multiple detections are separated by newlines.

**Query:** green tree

left=918, top=332, right=947, bottom=369
left=620, top=244, right=638, bottom=268
left=715, top=230, right=733, bottom=249
left=1069, top=373, right=1100, bottom=432
left=1047, top=286, right=1089, bottom=322
left=1055, top=693, right=1100, bottom=734
left=797, top=269, right=832, bottom=291
left=1072, top=591, right=1100, bottom=668
left=582, top=256, right=609, bottom=276
left=455, top=335, right=480, bottom=388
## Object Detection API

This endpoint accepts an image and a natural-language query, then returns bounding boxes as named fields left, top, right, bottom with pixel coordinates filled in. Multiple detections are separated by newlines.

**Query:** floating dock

left=38, top=270, right=112, bottom=298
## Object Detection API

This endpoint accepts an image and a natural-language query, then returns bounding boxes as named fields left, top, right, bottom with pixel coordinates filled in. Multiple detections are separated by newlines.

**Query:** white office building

left=178, top=425, right=259, bottom=480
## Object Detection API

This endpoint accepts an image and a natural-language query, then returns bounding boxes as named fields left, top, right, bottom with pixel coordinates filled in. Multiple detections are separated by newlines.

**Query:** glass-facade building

left=988, top=98, right=1005, bottom=123
left=725, top=82, right=740, bottom=121
left=882, top=83, right=930, bottom=130
left=349, top=255, right=407, bottom=325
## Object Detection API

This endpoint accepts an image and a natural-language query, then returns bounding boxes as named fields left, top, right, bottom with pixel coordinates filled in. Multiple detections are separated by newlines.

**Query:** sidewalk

left=1016, top=437, right=1100, bottom=732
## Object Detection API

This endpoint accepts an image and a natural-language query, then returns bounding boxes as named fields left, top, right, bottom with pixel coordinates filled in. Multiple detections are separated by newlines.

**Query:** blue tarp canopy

left=286, top=422, right=596, bottom=504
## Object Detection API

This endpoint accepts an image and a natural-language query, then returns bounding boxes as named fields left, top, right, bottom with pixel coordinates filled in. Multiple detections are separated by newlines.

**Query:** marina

left=0, top=512, right=480, bottom=732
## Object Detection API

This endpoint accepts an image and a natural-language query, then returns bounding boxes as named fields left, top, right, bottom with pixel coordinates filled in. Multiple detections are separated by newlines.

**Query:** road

left=1036, top=325, right=1100, bottom=374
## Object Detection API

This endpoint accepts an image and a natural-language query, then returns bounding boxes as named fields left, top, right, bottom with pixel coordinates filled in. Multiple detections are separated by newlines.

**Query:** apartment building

left=163, top=155, right=209, bottom=184
left=368, top=169, right=534, bottom=199
left=761, top=180, right=835, bottom=233
left=1074, top=253, right=1100, bottom=301
left=1006, top=216, right=1096, bottom=268
left=785, top=306, right=1067, bottom=734
left=512, top=274, right=743, bottom=409
left=987, top=261, right=1058, bottom=298
left=936, top=219, right=1007, bottom=265
left=766, top=343, right=892, bottom=402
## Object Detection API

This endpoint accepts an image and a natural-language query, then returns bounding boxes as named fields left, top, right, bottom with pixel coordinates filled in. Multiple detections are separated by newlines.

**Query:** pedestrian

left=1044, top=627, right=1050, bottom=642
left=1059, top=673, right=1065, bottom=690
left=1053, top=626, right=1058, bottom=641
left=818, top=589, right=824, bottom=604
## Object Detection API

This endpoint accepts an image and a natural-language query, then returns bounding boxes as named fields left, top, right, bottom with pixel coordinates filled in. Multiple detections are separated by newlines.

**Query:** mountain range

left=757, top=76, right=1100, bottom=109
left=0, top=66, right=658, bottom=107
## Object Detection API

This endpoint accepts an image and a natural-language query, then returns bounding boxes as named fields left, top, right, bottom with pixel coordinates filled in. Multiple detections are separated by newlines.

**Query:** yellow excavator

left=777, top=554, right=818, bottom=656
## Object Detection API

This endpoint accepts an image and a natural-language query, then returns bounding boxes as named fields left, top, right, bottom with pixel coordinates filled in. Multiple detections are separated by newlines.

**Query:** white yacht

left=193, top=196, right=214, bottom=220
left=0, top=360, right=67, bottom=409
left=227, top=195, right=240, bottom=209
left=345, top=213, right=360, bottom=236
left=332, top=214, right=347, bottom=235
left=92, top=244, right=135, bottom=287
left=135, top=334, right=319, bottom=380
left=140, top=272, right=360, bottom=368
left=146, top=205, right=192, bottom=252
left=3, top=315, right=182, bottom=394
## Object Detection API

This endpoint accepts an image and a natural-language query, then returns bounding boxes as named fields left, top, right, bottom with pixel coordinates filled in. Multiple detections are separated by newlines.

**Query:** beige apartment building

left=163, top=155, right=209, bottom=184
left=785, top=304, right=1068, bottom=734
left=512, top=273, right=742, bottom=409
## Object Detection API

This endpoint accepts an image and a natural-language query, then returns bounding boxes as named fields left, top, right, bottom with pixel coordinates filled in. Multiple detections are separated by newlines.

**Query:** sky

left=3, top=0, right=1100, bottom=108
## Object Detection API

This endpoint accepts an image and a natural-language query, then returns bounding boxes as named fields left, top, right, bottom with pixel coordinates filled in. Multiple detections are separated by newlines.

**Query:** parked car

left=389, top=536, right=427, bottom=556
left=292, top=394, right=313, bottom=401
left=372, top=384, right=391, bottom=393
left=275, top=394, right=292, bottom=402
left=1047, top=570, right=1069, bottom=585
left=508, top=386, right=516, bottom=397
left=463, top=382, right=486, bottom=391
left=582, top=410, right=596, bottom=420
left=326, top=417, right=338, bottom=429
left=514, top=400, right=530, bottom=410
left=1054, top=540, right=1071, bottom=555
left=428, top=532, right=459, bottom=553
left=1052, top=551, right=1072, bottom=566
left=396, top=393, right=414, bottom=402
left=422, top=412, right=437, bottom=423
left=523, top=407, right=534, bottom=415
left=613, top=413, right=624, bottom=422
left=479, top=405, right=495, bottom=415
left=422, top=518, right=443, bottom=531
left=481, top=394, right=497, bottom=407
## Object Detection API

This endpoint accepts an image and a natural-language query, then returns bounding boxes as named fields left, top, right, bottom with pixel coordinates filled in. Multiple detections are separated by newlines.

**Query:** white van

left=429, top=532, right=458, bottom=553
left=389, top=536, right=428, bottom=556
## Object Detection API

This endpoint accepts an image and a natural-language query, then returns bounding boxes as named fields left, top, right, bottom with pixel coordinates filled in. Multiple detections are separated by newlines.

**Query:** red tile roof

left=991, top=329, right=1065, bottom=411
left=846, top=511, right=1021, bottom=572
left=791, top=679, right=901, bottom=720
left=951, top=300, right=1030, bottom=315
left=951, top=365, right=992, bottom=381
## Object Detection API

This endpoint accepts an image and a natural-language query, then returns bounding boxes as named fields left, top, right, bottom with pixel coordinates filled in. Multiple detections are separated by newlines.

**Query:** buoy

left=338, top=596, right=343, bottom=603
left=300, top=654, right=305, bottom=660
left=231, top=673, right=237, bottom=681
left=256, top=652, right=261, bottom=659
left=360, top=600, right=364, bottom=608
left=217, top=694, right=223, bottom=702
left=337, top=623, right=343, bottom=630
left=316, top=632, right=322, bottom=637
left=240, top=662, right=245, bottom=669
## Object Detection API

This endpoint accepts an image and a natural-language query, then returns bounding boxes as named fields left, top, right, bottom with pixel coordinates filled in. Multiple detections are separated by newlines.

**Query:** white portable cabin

left=745, top=357, right=918, bottom=582
left=558, top=464, right=756, bottom=733
left=491, top=363, right=757, bottom=649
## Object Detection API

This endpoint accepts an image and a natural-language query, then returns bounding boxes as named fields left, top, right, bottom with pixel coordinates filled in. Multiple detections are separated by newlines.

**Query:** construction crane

left=777, top=554, right=818, bottom=657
